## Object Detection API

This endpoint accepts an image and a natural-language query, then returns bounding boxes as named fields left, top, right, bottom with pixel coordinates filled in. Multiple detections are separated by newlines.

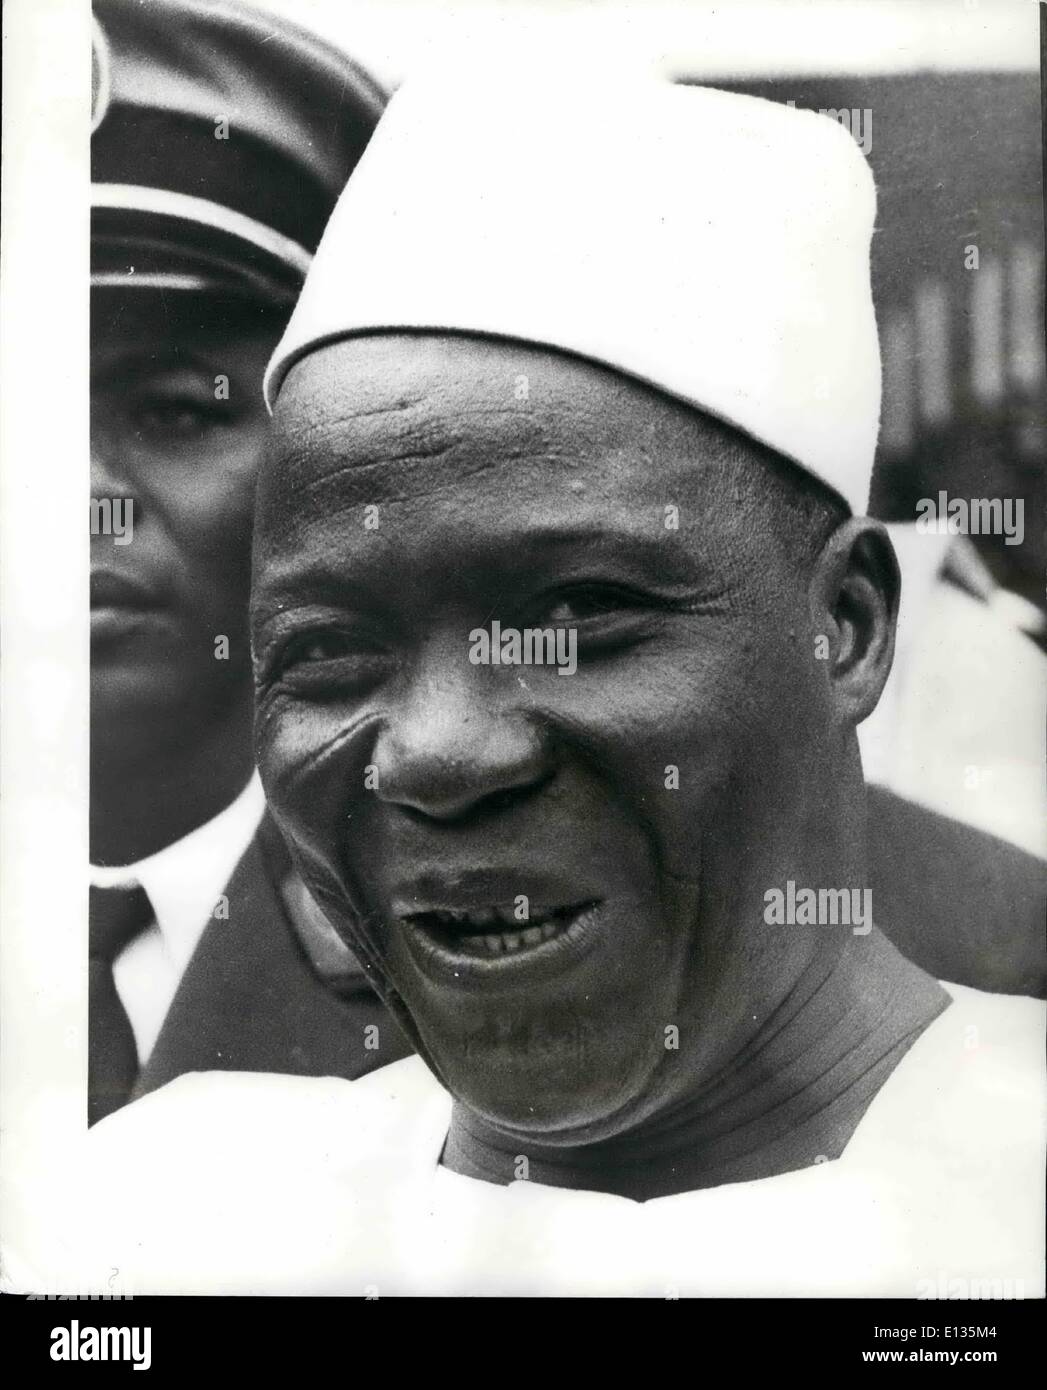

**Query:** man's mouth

left=403, top=902, right=597, bottom=957
left=91, top=570, right=168, bottom=641
left=90, top=570, right=159, bottom=610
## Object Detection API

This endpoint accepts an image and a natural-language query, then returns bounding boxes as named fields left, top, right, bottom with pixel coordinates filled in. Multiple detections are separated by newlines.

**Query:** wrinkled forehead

left=261, top=332, right=741, bottom=519
left=276, top=333, right=652, bottom=448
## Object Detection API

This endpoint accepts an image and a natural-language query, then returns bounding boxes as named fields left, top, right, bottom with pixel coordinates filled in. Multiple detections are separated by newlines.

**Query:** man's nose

left=90, top=418, right=139, bottom=499
left=372, top=670, right=553, bottom=823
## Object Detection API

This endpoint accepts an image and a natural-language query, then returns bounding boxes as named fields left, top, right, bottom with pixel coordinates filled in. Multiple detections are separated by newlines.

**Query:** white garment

left=88, top=773, right=266, bottom=1063
left=265, top=76, right=882, bottom=516
left=859, top=524, right=1047, bottom=859
left=64, top=982, right=1045, bottom=1297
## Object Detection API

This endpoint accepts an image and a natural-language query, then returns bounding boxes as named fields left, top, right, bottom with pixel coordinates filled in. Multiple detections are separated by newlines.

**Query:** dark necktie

left=88, top=883, right=153, bottom=1127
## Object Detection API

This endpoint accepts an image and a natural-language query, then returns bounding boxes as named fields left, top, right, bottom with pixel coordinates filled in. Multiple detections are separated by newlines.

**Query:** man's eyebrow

left=517, top=524, right=676, bottom=554
left=91, top=348, right=230, bottom=387
left=251, top=566, right=381, bottom=621
left=516, top=524, right=718, bottom=591
left=255, top=521, right=701, bottom=611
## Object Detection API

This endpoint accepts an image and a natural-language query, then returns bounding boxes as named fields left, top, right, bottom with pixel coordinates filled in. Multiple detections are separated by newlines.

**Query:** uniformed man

left=73, top=74, right=1044, bottom=1296
left=88, top=0, right=409, bottom=1125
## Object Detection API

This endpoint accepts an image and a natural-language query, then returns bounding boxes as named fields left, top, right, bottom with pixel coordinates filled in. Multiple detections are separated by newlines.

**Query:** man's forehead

left=92, top=289, right=283, bottom=353
left=255, top=337, right=760, bottom=587
left=269, top=332, right=726, bottom=485
left=280, top=333, right=640, bottom=423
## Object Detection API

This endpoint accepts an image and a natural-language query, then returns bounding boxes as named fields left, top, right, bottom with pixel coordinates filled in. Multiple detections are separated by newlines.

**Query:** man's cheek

left=169, top=479, right=256, bottom=557
left=269, top=722, right=386, bottom=881
left=258, top=724, right=339, bottom=846
left=268, top=757, right=366, bottom=917
left=605, top=705, right=740, bottom=880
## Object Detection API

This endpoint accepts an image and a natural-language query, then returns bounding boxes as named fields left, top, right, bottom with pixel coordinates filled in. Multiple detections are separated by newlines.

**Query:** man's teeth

left=427, top=905, right=561, bottom=931
left=481, top=921, right=561, bottom=951
left=413, top=906, right=572, bottom=954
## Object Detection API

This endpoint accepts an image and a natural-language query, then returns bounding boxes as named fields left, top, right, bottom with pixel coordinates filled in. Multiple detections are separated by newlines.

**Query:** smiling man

left=257, top=330, right=953, bottom=1188
left=76, top=74, right=1043, bottom=1297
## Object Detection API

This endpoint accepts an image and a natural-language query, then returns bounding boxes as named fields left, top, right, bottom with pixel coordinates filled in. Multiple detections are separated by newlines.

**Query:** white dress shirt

left=89, top=773, right=267, bottom=1064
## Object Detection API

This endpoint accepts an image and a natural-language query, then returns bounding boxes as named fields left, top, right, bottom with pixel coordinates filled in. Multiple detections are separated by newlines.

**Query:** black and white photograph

left=1, top=0, right=1044, bottom=1357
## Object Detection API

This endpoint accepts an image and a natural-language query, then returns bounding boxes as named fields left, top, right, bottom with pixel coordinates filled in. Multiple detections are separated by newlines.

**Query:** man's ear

left=809, top=517, right=900, bottom=726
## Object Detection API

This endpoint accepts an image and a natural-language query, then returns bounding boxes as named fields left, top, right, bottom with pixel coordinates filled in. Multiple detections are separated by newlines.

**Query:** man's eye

left=269, top=628, right=392, bottom=695
left=538, top=586, right=642, bottom=625
left=284, top=632, right=361, bottom=666
left=134, top=397, right=227, bottom=440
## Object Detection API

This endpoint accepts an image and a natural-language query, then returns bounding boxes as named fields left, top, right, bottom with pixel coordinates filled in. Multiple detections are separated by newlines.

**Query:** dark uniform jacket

left=133, top=816, right=410, bottom=1098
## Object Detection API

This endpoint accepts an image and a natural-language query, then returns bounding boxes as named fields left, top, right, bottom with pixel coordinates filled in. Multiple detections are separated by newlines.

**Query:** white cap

left=265, top=75, right=881, bottom=514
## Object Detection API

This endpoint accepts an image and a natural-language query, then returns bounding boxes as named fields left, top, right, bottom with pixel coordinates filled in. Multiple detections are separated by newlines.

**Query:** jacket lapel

left=135, top=816, right=409, bottom=1096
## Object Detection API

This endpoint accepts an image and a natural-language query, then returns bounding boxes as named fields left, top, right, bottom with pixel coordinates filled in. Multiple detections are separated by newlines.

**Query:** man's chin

left=422, top=1023, right=664, bottom=1144
left=92, top=667, right=195, bottom=726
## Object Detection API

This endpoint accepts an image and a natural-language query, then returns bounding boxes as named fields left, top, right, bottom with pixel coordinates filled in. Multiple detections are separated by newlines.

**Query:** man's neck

left=90, top=708, right=255, bottom=866
left=443, top=931, right=949, bottom=1201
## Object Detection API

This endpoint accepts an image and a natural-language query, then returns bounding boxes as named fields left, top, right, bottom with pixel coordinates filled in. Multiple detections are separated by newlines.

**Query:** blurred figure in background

left=88, top=0, right=409, bottom=1125
left=861, top=245, right=1045, bottom=861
